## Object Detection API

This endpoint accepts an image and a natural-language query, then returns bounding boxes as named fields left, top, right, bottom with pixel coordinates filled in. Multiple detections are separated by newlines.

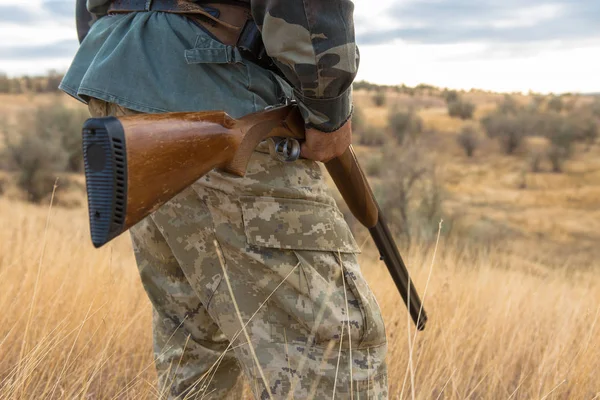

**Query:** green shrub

left=388, top=109, right=423, bottom=144
left=448, top=99, right=475, bottom=120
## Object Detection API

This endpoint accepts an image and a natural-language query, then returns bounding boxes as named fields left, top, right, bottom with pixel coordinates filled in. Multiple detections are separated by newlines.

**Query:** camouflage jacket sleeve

left=251, top=0, right=359, bottom=132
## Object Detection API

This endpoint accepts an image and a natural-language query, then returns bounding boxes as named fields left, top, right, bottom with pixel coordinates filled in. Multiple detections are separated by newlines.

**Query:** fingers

left=300, top=120, right=352, bottom=163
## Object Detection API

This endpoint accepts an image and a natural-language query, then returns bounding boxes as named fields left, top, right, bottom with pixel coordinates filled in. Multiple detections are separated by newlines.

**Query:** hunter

left=61, top=0, right=388, bottom=398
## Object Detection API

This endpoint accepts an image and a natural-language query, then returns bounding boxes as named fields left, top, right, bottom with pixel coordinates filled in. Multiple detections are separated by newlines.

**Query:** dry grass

left=0, top=192, right=599, bottom=399
left=1, top=92, right=599, bottom=398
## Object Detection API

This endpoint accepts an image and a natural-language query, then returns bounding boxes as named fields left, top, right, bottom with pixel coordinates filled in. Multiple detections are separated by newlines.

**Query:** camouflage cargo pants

left=88, top=99, right=388, bottom=399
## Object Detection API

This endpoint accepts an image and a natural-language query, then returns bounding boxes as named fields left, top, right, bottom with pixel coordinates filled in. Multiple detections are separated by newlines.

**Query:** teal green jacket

left=61, top=0, right=359, bottom=131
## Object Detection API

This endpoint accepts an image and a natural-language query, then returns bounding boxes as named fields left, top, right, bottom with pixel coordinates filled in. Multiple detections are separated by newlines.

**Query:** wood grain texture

left=325, top=146, right=379, bottom=228
left=121, top=112, right=241, bottom=229
left=116, top=105, right=306, bottom=230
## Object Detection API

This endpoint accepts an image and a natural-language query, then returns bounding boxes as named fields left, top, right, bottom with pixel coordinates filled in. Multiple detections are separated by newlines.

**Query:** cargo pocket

left=240, top=196, right=387, bottom=349
left=184, top=34, right=245, bottom=65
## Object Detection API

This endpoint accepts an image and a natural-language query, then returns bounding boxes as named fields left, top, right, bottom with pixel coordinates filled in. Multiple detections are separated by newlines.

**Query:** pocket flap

left=184, top=34, right=243, bottom=64
left=240, top=196, right=360, bottom=253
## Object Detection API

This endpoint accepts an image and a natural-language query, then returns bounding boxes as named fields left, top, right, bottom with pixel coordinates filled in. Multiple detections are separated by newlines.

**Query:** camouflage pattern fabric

left=88, top=98, right=387, bottom=399
left=86, top=0, right=358, bottom=132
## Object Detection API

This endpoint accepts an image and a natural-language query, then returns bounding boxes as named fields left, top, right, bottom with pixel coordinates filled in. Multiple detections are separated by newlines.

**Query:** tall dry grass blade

left=332, top=323, right=345, bottom=400
left=506, top=373, right=531, bottom=400
left=17, top=177, right=59, bottom=395
left=195, top=261, right=300, bottom=399
left=287, top=254, right=343, bottom=399
left=307, top=340, right=337, bottom=399
left=283, top=328, right=295, bottom=400
left=213, top=239, right=273, bottom=400
left=337, top=251, right=354, bottom=399
left=48, top=300, right=96, bottom=398
left=401, top=219, right=443, bottom=400
left=539, top=379, right=566, bottom=400
left=434, top=369, right=456, bottom=400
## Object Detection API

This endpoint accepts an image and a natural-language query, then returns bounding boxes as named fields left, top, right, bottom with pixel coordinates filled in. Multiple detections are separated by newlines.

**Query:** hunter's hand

left=300, top=120, right=352, bottom=163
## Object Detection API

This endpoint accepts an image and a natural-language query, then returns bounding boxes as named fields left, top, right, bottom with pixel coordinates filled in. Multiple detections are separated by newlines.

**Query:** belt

left=108, top=0, right=252, bottom=46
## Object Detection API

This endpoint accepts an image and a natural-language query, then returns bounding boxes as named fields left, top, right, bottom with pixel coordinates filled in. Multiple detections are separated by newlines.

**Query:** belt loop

left=145, top=0, right=153, bottom=11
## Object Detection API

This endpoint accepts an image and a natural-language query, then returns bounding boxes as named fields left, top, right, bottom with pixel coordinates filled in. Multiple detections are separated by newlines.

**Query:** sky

left=1, top=0, right=600, bottom=94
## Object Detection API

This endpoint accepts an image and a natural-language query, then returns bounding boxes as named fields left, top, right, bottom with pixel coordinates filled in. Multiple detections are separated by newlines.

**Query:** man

left=61, top=0, right=388, bottom=398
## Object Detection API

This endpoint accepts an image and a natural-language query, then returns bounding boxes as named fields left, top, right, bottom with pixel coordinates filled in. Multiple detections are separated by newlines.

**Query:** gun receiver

left=82, top=104, right=427, bottom=330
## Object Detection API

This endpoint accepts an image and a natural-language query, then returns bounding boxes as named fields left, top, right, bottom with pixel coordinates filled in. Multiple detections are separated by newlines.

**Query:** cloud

left=0, top=39, right=78, bottom=60
left=0, top=1, right=73, bottom=25
left=0, top=6, right=41, bottom=23
left=357, top=0, right=600, bottom=45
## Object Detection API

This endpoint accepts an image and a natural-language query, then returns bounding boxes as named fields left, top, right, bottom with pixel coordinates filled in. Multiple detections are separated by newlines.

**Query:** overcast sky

left=1, top=0, right=599, bottom=93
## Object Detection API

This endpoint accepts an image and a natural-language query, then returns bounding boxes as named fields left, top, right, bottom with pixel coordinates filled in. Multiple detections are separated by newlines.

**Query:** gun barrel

left=369, top=214, right=427, bottom=330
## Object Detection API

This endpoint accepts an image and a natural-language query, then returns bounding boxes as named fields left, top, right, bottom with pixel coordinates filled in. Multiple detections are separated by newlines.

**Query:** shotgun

left=81, top=103, right=427, bottom=330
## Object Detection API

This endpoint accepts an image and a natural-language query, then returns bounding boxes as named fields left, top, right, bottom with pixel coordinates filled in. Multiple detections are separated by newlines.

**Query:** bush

left=443, top=89, right=459, bottom=103
left=365, top=156, right=383, bottom=176
left=547, top=96, right=564, bottom=113
left=448, top=99, right=475, bottom=120
left=547, top=145, right=568, bottom=173
left=1, top=102, right=89, bottom=202
left=481, top=112, right=526, bottom=154
left=568, top=113, right=598, bottom=145
left=372, top=91, right=386, bottom=107
left=457, top=123, right=480, bottom=157
left=375, top=144, right=445, bottom=245
left=497, top=95, right=520, bottom=115
left=32, top=102, right=90, bottom=172
left=388, top=109, right=423, bottom=144
left=358, top=126, right=386, bottom=146
left=528, top=149, right=544, bottom=173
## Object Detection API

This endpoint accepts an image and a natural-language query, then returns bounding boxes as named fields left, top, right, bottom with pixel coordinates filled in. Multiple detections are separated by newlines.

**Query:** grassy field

left=1, top=91, right=599, bottom=399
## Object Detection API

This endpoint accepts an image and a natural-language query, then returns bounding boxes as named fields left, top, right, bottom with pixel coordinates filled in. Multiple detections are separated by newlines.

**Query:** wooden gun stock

left=82, top=104, right=427, bottom=330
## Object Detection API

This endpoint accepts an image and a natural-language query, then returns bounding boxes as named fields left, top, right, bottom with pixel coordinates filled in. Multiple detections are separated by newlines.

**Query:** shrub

left=457, top=124, right=480, bottom=157
left=1, top=103, right=89, bottom=202
left=481, top=113, right=526, bottom=154
left=365, top=156, right=383, bottom=176
left=547, top=96, right=563, bottom=113
left=497, top=95, right=520, bottom=115
left=375, top=144, right=445, bottom=245
left=448, top=99, right=475, bottom=120
left=372, top=91, right=387, bottom=107
left=528, top=149, right=544, bottom=173
left=547, top=145, right=568, bottom=173
left=526, top=95, right=545, bottom=113
left=443, top=89, right=459, bottom=103
left=31, top=102, right=90, bottom=172
left=568, top=113, right=598, bottom=145
left=358, top=126, right=386, bottom=146
left=2, top=120, right=67, bottom=202
left=388, top=109, right=423, bottom=144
